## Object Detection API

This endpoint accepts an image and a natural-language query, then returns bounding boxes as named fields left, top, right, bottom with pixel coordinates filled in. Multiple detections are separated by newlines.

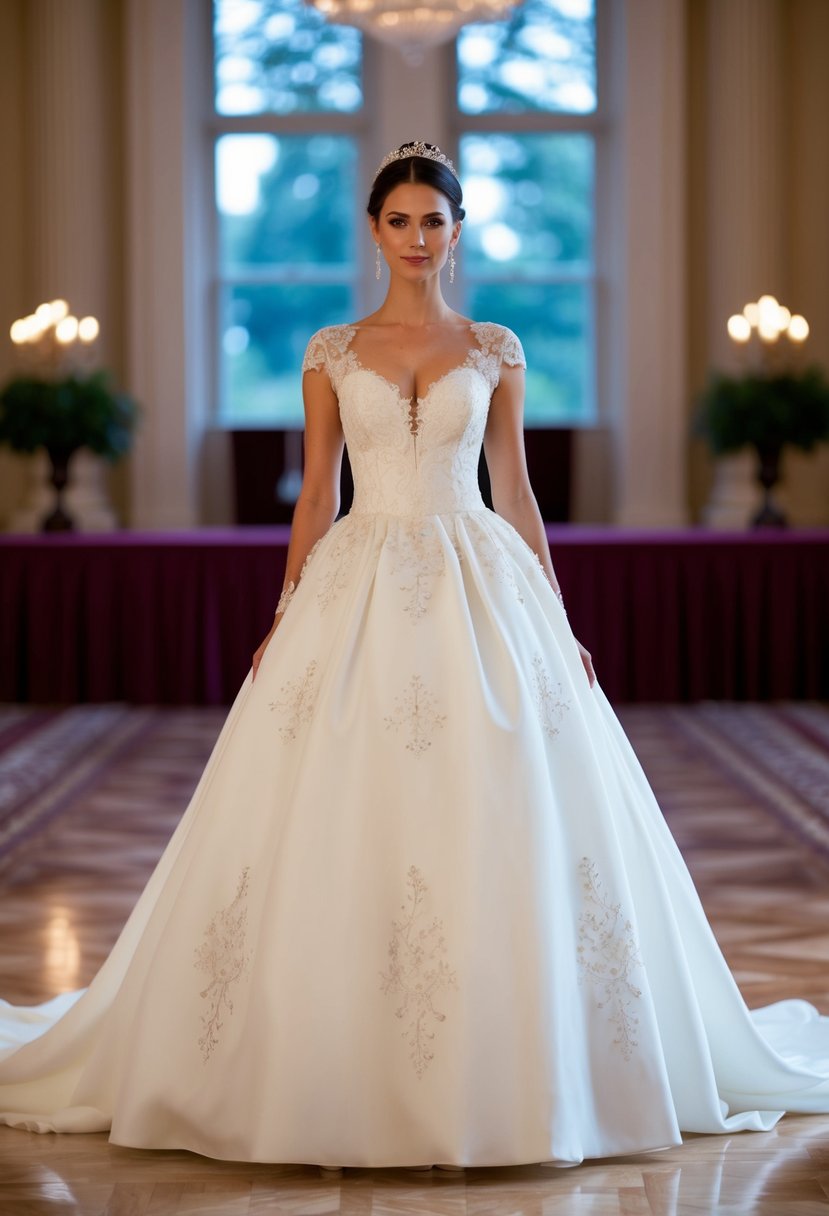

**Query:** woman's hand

left=252, top=614, right=282, bottom=682
left=575, top=638, right=596, bottom=688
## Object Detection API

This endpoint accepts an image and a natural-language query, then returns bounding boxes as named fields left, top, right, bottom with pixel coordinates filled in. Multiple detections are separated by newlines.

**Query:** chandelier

left=308, top=0, right=521, bottom=59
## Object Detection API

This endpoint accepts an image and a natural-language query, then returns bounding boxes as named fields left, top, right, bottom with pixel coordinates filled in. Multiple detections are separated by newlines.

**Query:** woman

left=1, top=141, right=828, bottom=1170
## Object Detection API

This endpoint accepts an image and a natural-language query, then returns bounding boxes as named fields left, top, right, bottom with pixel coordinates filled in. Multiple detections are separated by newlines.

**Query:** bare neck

left=369, top=278, right=458, bottom=329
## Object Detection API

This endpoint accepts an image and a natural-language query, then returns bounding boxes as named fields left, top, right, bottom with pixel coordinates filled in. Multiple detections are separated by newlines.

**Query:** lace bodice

left=302, top=322, right=526, bottom=516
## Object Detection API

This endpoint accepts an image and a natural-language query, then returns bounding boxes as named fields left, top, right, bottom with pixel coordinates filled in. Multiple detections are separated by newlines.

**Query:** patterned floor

left=0, top=702, right=827, bottom=1213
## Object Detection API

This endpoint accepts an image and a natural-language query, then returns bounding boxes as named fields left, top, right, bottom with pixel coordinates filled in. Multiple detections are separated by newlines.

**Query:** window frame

left=208, top=7, right=378, bottom=428
left=450, top=0, right=607, bottom=427
left=206, top=0, right=605, bottom=429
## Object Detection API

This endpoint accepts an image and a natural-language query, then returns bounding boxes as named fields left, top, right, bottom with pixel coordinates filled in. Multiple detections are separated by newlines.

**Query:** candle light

left=55, top=316, right=79, bottom=345
left=727, top=315, right=751, bottom=343
left=8, top=298, right=101, bottom=373
left=788, top=315, right=809, bottom=343
left=726, top=294, right=809, bottom=367
left=756, top=295, right=783, bottom=344
left=78, top=316, right=99, bottom=344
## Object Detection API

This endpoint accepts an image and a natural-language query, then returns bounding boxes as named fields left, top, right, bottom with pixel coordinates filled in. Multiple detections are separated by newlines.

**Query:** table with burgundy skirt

left=1, top=527, right=827, bottom=705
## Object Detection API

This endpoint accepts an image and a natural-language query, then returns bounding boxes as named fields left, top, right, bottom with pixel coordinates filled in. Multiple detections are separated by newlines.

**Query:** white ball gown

left=1, top=321, right=828, bottom=1168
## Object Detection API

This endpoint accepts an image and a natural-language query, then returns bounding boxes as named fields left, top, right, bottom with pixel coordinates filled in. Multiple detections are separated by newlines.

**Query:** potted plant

left=1, top=303, right=138, bottom=531
left=695, top=297, right=829, bottom=527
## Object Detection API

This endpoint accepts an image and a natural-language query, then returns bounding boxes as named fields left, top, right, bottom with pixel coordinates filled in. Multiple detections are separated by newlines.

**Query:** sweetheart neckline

left=348, top=361, right=480, bottom=407
left=337, top=318, right=492, bottom=408
left=344, top=362, right=484, bottom=438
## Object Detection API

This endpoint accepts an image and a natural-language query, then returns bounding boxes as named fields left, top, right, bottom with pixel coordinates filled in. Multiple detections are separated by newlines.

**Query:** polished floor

left=0, top=704, right=828, bottom=1214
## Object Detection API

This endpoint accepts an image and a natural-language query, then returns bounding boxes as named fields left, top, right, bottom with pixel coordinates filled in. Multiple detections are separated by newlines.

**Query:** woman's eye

left=427, top=219, right=444, bottom=227
left=389, top=218, right=405, bottom=227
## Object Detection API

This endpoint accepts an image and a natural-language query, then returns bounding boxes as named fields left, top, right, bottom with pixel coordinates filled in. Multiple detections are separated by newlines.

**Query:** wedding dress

left=1, top=321, right=828, bottom=1168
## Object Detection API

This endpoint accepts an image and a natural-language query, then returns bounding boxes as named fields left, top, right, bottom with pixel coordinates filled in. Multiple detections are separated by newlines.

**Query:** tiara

left=373, top=140, right=459, bottom=182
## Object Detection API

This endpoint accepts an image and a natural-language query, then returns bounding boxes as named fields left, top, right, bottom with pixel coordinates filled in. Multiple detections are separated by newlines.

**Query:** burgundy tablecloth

left=1, top=527, right=827, bottom=704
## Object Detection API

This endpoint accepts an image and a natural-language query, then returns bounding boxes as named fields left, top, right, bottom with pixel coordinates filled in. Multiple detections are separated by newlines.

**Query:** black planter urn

left=751, top=442, right=787, bottom=529
left=42, top=445, right=78, bottom=532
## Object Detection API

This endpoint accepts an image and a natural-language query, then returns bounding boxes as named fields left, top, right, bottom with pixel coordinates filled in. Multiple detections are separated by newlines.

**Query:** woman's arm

left=252, top=365, right=344, bottom=680
left=483, top=362, right=596, bottom=686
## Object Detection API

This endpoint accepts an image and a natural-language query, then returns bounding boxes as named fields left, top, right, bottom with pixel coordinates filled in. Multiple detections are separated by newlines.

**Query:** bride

left=1, top=140, right=828, bottom=1170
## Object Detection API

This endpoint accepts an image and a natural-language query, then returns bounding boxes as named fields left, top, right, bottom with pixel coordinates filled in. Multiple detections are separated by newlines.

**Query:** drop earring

left=375, top=244, right=382, bottom=280
left=449, top=246, right=456, bottom=285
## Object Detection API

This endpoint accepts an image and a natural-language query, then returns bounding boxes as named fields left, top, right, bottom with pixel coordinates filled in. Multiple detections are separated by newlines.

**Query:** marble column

left=8, top=0, right=122, bottom=532
left=702, top=0, right=786, bottom=527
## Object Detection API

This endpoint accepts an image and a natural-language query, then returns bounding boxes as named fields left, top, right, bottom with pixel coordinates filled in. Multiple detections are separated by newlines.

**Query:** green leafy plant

left=0, top=371, right=138, bottom=459
left=695, top=366, right=829, bottom=455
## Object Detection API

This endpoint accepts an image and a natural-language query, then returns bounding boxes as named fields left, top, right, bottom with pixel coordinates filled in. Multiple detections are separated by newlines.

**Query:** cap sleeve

left=301, top=329, right=329, bottom=375
left=500, top=327, right=526, bottom=369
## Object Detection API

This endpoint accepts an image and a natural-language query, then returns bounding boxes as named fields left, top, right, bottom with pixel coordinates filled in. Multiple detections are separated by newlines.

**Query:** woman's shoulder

left=304, top=322, right=358, bottom=346
left=471, top=320, right=526, bottom=368
left=301, top=323, right=358, bottom=373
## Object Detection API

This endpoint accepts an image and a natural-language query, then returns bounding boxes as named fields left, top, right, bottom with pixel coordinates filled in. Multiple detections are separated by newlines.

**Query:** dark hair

left=367, top=142, right=466, bottom=223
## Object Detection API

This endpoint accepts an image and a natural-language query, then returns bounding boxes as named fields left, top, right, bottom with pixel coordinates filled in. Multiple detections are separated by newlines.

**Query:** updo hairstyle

left=367, top=142, right=466, bottom=224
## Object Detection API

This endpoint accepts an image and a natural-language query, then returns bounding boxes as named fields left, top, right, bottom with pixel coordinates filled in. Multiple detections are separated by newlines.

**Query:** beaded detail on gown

left=0, top=321, right=828, bottom=1168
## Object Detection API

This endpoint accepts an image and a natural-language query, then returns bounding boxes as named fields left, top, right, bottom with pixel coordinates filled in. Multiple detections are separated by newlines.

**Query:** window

left=214, top=0, right=362, bottom=114
left=213, top=0, right=363, bottom=424
left=216, top=133, right=358, bottom=423
left=456, top=0, right=597, bottom=423
left=457, top=0, right=595, bottom=115
left=212, top=0, right=598, bottom=426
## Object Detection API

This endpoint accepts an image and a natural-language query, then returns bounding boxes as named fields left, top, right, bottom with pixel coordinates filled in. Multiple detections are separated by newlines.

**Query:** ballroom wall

left=685, top=0, right=829, bottom=524
left=0, top=0, right=30, bottom=527
left=0, top=0, right=132, bottom=527
left=0, top=0, right=827, bottom=530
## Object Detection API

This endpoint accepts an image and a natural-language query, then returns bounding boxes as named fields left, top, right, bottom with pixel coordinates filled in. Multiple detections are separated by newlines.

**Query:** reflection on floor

left=0, top=703, right=827, bottom=1214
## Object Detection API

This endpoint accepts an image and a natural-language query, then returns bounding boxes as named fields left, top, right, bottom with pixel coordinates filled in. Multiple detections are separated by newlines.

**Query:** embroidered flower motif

left=269, top=660, right=319, bottom=742
left=531, top=653, right=569, bottom=739
left=386, top=522, right=446, bottom=621
left=470, top=518, right=524, bottom=604
left=467, top=321, right=526, bottom=391
left=384, top=675, right=446, bottom=756
left=194, top=867, right=251, bottom=1062
left=315, top=518, right=372, bottom=611
left=301, top=324, right=358, bottom=393
left=576, top=858, right=643, bottom=1060
left=379, top=866, right=458, bottom=1078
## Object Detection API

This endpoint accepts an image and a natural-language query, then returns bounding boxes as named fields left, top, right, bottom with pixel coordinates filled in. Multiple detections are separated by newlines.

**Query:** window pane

left=461, top=132, right=593, bottom=271
left=457, top=0, right=595, bottom=115
left=216, top=134, right=357, bottom=270
left=468, top=283, right=594, bottom=424
left=219, top=284, right=353, bottom=424
left=461, top=131, right=594, bottom=423
left=214, top=0, right=362, bottom=115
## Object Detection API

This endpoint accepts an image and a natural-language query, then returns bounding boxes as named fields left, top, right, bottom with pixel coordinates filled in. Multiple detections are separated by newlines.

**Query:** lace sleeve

left=500, top=327, right=526, bottom=369
left=301, top=329, right=329, bottom=375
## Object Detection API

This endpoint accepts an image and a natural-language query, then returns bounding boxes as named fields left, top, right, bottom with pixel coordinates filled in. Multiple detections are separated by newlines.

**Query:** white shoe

left=318, top=1165, right=344, bottom=1177
left=435, top=1163, right=464, bottom=1171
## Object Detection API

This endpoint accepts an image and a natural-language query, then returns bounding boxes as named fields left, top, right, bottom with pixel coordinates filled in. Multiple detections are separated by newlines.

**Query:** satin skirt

left=1, top=509, right=828, bottom=1166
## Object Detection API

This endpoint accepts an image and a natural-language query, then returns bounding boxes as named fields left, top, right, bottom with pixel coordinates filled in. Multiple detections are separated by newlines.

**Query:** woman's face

left=370, top=182, right=462, bottom=283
